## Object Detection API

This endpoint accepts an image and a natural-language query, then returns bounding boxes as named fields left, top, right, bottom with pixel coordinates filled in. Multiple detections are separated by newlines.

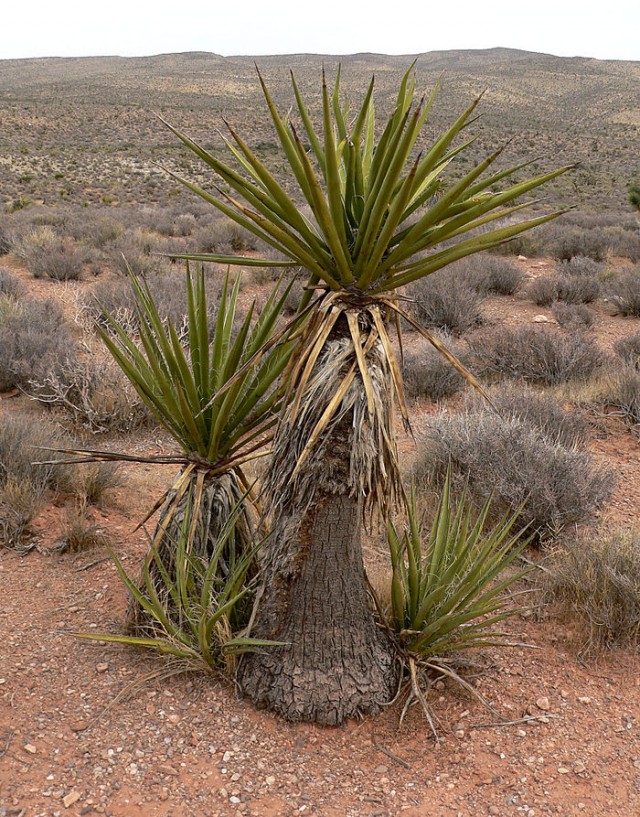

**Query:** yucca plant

left=385, top=480, right=531, bottom=732
left=62, top=265, right=294, bottom=638
left=75, top=491, right=280, bottom=676
left=160, top=65, right=571, bottom=724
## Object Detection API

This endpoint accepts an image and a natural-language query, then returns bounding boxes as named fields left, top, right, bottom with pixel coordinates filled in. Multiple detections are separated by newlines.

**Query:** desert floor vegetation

left=1, top=57, right=640, bottom=816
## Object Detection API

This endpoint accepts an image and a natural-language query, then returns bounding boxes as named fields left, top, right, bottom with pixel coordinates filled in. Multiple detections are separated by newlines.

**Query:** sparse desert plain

left=1, top=50, right=640, bottom=817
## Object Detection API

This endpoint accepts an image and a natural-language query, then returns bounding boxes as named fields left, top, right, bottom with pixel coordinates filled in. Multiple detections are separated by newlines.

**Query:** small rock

left=158, top=764, right=179, bottom=777
left=533, top=314, right=550, bottom=323
left=63, top=790, right=81, bottom=808
left=454, top=729, right=465, bottom=739
left=96, top=663, right=109, bottom=674
left=517, top=255, right=528, bottom=261
left=577, top=696, right=591, bottom=704
left=558, top=767, right=570, bottom=774
left=229, top=795, right=241, bottom=804
left=536, top=696, right=550, bottom=711
left=23, top=744, right=37, bottom=754
left=265, top=776, right=276, bottom=786
left=374, top=765, right=388, bottom=774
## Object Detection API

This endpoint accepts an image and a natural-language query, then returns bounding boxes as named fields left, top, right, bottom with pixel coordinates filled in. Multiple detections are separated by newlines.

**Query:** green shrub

left=385, top=477, right=529, bottom=661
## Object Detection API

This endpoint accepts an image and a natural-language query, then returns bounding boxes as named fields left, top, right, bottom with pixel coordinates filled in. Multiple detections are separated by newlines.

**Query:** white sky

left=3, top=0, right=639, bottom=62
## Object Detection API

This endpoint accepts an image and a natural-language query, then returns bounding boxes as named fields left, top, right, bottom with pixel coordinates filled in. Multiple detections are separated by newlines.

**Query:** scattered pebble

left=62, top=790, right=81, bottom=808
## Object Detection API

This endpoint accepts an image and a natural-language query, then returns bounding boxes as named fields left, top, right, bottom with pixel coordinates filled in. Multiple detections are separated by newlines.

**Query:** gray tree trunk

left=238, top=329, right=398, bottom=726
left=239, top=490, right=395, bottom=725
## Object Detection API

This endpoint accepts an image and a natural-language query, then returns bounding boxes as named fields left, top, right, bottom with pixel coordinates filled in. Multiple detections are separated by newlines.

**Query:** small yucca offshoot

left=67, top=264, right=294, bottom=642
left=387, top=477, right=530, bottom=661
left=385, top=477, right=530, bottom=733
left=74, top=492, right=281, bottom=676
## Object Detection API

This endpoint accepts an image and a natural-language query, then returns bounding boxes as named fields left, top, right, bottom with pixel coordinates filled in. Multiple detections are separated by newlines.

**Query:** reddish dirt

left=2, top=255, right=640, bottom=817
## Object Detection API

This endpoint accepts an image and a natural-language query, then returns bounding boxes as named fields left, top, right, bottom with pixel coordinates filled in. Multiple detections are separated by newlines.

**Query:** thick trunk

left=238, top=319, right=398, bottom=724
left=239, top=491, right=395, bottom=725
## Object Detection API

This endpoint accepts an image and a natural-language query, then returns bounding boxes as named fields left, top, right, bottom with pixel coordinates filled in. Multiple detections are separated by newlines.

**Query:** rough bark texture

left=239, top=491, right=395, bottom=725
left=238, top=318, right=398, bottom=724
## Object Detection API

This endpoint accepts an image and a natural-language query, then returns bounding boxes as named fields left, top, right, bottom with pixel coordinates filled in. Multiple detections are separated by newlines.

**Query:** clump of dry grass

left=0, top=414, right=66, bottom=547
left=53, top=499, right=110, bottom=554
left=543, top=530, right=640, bottom=651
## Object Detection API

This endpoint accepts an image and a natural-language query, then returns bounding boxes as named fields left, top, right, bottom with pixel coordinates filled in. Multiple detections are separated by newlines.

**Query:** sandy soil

left=1, top=255, right=640, bottom=817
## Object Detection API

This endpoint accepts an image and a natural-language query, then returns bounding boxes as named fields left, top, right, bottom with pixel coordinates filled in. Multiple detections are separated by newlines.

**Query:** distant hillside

left=0, top=49, right=638, bottom=210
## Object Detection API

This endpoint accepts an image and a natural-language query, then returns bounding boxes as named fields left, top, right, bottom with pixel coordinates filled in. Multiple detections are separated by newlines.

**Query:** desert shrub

left=15, top=226, right=84, bottom=281
left=0, top=225, right=12, bottom=256
left=0, top=297, right=77, bottom=392
left=407, top=272, right=484, bottom=335
left=283, top=275, right=306, bottom=315
left=599, top=365, right=640, bottom=429
left=53, top=500, right=110, bottom=554
left=559, top=256, right=605, bottom=278
left=413, top=408, right=614, bottom=539
left=613, top=332, right=640, bottom=368
left=72, top=215, right=123, bottom=249
left=402, top=333, right=467, bottom=402
left=28, top=354, right=153, bottom=435
left=109, top=229, right=167, bottom=277
left=604, top=227, right=640, bottom=262
left=527, top=275, right=559, bottom=306
left=0, top=414, right=66, bottom=546
left=544, top=530, right=640, bottom=650
left=556, top=273, right=600, bottom=304
left=482, top=385, right=590, bottom=447
left=468, top=255, right=524, bottom=295
left=551, top=301, right=596, bottom=329
left=71, top=462, right=124, bottom=506
left=469, top=325, right=605, bottom=385
left=0, top=268, right=25, bottom=301
left=606, top=268, right=640, bottom=317
left=191, top=216, right=258, bottom=256
left=541, top=223, right=610, bottom=262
